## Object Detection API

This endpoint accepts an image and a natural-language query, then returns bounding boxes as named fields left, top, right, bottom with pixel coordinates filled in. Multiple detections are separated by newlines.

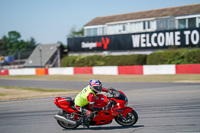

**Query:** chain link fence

left=0, top=49, right=34, bottom=69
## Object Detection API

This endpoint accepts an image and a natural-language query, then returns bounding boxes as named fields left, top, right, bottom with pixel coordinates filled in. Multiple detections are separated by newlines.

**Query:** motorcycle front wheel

left=57, top=110, right=79, bottom=129
left=115, top=110, right=138, bottom=126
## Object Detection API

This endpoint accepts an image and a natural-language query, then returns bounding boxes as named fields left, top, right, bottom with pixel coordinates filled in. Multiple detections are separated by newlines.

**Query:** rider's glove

left=108, top=87, right=115, bottom=94
left=102, top=104, right=109, bottom=111
left=102, top=106, right=108, bottom=111
left=102, top=101, right=113, bottom=111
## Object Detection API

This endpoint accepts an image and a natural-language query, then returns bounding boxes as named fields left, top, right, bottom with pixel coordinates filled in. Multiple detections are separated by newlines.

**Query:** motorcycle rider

left=74, top=79, right=113, bottom=128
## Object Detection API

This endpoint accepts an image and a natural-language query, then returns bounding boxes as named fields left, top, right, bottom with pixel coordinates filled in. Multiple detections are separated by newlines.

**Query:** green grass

left=0, top=86, right=74, bottom=92
left=0, top=74, right=200, bottom=83
left=0, top=94, right=6, bottom=96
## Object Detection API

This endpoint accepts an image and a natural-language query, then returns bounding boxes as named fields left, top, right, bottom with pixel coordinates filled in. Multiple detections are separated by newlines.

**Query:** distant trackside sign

left=68, top=28, right=200, bottom=52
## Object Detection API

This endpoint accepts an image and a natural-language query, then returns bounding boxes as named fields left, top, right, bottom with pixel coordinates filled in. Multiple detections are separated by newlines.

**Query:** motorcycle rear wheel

left=57, top=110, right=79, bottom=129
left=115, top=110, right=138, bottom=126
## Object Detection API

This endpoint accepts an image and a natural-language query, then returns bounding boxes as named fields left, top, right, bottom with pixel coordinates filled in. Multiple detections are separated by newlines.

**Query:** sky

left=0, top=0, right=200, bottom=45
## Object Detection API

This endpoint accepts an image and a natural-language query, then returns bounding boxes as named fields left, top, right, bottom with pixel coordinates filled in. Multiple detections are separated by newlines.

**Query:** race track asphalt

left=0, top=80, right=200, bottom=133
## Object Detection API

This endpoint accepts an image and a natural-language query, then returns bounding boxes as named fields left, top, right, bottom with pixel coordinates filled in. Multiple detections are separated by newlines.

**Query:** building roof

left=85, top=4, right=200, bottom=26
left=24, top=43, right=61, bottom=67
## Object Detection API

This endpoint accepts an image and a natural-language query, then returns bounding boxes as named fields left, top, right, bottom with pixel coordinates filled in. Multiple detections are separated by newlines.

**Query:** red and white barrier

left=143, top=65, right=176, bottom=75
left=93, top=66, right=118, bottom=75
left=1, top=64, right=200, bottom=76
left=0, top=70, right=9, bottom=75
left=118, top=66, right=143, bottom=75
left=74, top=67, right=93, bottom=74
left=9, top=68, right=36, bottom=75
left=49, top=67, right=74, bottom=75
left=176, top=64, right=200, bottom=74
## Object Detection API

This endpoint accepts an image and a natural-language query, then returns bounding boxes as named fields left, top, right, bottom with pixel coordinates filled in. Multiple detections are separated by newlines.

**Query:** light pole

left=57, top=46, right=60, bottom=67
left=39, top=47, right=42, bottom=67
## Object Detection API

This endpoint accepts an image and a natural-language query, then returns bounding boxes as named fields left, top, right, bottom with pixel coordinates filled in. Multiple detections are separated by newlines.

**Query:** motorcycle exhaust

left=54, top=114, right=77, bottom=125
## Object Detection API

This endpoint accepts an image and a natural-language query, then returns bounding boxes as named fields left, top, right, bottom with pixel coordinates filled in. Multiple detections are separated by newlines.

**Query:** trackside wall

left=1, top=64, right=200, bottom=76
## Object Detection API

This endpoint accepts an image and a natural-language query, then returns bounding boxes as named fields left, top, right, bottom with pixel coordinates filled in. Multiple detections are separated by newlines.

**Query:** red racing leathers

left=75, top=87, right=108, bottom=118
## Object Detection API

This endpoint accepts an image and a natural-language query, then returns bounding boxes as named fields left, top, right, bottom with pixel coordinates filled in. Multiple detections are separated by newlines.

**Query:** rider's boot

left=83, top=116, right=90, bottom=128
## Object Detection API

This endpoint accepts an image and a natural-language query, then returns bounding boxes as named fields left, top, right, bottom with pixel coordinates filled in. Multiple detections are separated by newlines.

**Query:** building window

left=143, top=21, right=151, bottom=30
left=86, top=29, right=92, bottom=36
left=107, top=24, right=118, bottom=34
left=168, top=19, right=175, bottom=29
left=122, top=24, right=126, bottom=31
left=157, top=20, right=165, bottom=30
left=147, top=21, right=151, bottom=29
left=178, top=19, right=186, bottom=29
left=150, top=20, right=156, bottom=30
left=177, top=17, right=198, bottom=29
left=143, top=21, right=146, bottom=30
left=198, top=17, right=200, bottom=27
left=130, top=22, right=142, bottom=32
left=93, top=28, right=98, bottom=36
left=188, top=18, right=196, bottom=28
left=107, top=23, right=127, bottom=34
left=85, top=28, right=98, bottom=36
left=99, top=27, right=104, bottom=35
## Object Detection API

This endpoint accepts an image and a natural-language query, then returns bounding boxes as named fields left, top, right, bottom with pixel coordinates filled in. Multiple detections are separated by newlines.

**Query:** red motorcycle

left=54, top=89, right=138, bottom=129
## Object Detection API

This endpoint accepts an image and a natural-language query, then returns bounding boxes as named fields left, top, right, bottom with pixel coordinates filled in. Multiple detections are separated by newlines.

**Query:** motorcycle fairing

left=92, top=111, right=115, bottom=125
left=121, top=107, right=133, bottom=118
left=54, top=97, right=79, bottom=113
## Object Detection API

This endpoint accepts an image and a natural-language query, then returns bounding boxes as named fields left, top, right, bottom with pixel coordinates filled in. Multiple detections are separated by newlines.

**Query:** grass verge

left=0, top=94, right=6, bottom=96
left=2, top=86, right=73, bottom=92
left=0, top=86, right=79, bottom=101
left=0, top=74, right=200, bottom=83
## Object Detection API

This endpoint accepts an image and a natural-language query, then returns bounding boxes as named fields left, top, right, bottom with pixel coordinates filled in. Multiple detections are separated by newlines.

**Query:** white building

left=68, top=4, right=200, bottom=55
left=84, top=4, right=200, bottom=37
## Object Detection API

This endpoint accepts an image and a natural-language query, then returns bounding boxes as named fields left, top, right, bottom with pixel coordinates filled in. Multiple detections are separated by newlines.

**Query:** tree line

left=0, top=28, right=83, bottom=60
left=0, top=31, right=37, bottom=59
